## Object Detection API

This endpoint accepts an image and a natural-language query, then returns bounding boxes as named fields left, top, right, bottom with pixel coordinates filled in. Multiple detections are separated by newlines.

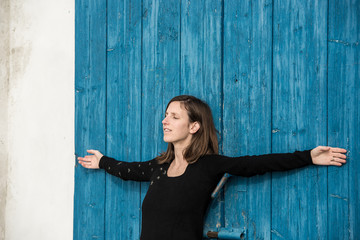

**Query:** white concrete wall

left=2, top=0, right=74, bottom=239
left=0, top=0, right=10, bottom=238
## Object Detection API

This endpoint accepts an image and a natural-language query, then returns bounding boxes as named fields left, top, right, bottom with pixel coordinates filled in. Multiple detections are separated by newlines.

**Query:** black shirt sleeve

left=203, top=149, right=313, bottom=178
left=99, top=156, right=158, bottom=182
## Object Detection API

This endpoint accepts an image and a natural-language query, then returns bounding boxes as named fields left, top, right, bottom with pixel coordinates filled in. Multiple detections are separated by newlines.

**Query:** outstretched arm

left=204, top=146, right=347, bottom=179
left=77, top=149, right=156, bottom=181
left=310, top=146, right=347, bottom=166
left=210, top=146, right=347, bottom=198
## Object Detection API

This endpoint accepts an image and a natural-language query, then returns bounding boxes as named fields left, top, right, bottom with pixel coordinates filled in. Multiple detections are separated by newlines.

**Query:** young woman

left=78, top=95, right=347, bottom=240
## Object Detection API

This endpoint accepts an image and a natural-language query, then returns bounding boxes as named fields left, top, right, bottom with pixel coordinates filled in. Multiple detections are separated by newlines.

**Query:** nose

left=162, top=116, right=168, bottom=125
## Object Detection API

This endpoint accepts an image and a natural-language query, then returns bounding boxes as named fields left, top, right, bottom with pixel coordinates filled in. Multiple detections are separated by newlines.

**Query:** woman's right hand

left=77, top=149, right=104, bottom=169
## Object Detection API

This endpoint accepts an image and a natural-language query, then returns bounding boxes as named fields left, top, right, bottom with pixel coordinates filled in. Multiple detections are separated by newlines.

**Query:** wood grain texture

left=105, top=0, right=142, bottom=239
left=223, top=0, right=273, bottom=239
left=74, top=0, right=107, bottom=239
left=271, top=0, right=328, bottom=239
left=141, top=2, right=181, bottom=237
left=328, top=0, right=360, bottom=239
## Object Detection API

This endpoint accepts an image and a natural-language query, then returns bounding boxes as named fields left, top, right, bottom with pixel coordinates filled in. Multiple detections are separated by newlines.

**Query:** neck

left=172, top=140, right=191, bottom=165
left=171, top=134, right=193, bottom=165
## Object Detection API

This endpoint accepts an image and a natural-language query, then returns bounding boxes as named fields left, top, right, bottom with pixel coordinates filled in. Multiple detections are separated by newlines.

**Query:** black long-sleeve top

left=99, top=150, right=313, bottom=240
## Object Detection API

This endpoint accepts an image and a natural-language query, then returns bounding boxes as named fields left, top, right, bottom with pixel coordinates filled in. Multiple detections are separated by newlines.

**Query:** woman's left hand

left=310, top=146, right=347, bottom=166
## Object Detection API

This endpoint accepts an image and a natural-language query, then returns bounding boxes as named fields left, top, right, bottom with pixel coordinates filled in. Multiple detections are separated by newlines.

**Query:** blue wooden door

left=74, top=0, right=359, bottom=239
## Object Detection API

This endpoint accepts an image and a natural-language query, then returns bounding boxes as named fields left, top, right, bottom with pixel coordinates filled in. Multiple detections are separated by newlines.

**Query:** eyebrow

left=165, top=112, right=179, bottom=116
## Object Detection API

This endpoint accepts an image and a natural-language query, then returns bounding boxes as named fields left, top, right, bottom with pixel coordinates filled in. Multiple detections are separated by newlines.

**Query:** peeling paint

left=272, top=128, right=280, bottom=133
left=328, top=39, right=359, bottom=47
left=271, top=229, right=284, bottom=238
left=251, top=221, right=257, bottom=239
left=330, top=194, right=348, bottom=201
left=241, top=210, right=247, bottom=223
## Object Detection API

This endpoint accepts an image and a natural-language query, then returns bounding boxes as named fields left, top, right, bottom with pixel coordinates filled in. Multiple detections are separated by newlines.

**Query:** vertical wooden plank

left=141, top=0, right=181, bottom=230
left=105, top=0, right=142, bottom=239
left=328, top=0, right=360, bottom=239
left=180, top=0, right=223, bottom=232
left=74, top=0, right=107, bottom=239
left=142, top=0, right=181, bottom=159
left=223, top=0, right=272, bottom=239
left=272, top=0, right=328, bottom=239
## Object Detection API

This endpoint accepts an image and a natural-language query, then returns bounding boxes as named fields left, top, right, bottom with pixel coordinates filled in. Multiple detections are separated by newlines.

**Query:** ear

left=189, top=121, right=200, bottom=134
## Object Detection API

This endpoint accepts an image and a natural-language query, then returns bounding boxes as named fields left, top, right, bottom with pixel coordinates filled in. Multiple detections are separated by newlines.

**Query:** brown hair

left=156, top=95, right=219, bottom=164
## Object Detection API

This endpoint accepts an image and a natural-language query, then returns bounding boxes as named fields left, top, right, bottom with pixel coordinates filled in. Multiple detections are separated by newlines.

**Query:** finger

left=79, top=161, right=92, bottom=168
left=333, top=158, right=347, bottom=164
left=87, top=149, right=98, bottom=154
left=333, top=153, right=347, bottom=159
left=78, top=160, right=92, bottom=166
left=78, top=156, right=93, bottom=161
left=319, top=146, right=331, bottom=152
left=331, top=147, right=347, bottom=153
left=80, top=156, right=92, bottom=161
left=330, top=160, right=342, bottom=166
left=78, top=160, right=91, bottom=165
left=78, top=161, right=86, bottom=167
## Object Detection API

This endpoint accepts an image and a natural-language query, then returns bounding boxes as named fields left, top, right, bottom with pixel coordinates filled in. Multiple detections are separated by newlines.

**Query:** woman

left=78, top=95, right=347, bottom=240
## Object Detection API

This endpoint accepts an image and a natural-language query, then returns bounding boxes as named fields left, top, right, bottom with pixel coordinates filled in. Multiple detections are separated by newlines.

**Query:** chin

left=164, top=137, right=178, bottom=145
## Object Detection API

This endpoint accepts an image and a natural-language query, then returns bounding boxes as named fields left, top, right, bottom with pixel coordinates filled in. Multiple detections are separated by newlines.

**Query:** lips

left=163, top=128, right=171, bottom=132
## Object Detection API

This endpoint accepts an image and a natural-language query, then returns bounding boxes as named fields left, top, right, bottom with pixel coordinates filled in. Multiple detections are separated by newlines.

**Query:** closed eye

left=165, top=112, right=179, bottom=119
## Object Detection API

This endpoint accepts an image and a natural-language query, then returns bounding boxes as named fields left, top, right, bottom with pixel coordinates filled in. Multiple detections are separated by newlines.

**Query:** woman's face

left=162, top=101, right=195, bottom=147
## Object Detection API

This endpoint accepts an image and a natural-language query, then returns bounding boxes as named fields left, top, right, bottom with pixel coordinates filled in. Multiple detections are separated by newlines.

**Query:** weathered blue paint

left=74, top=0, right=359, bottom=239
left=328, top=0, right=360, bottom=239
left=223, top=0, right=273, bottom=239
left=105, top=0, right=142, bottom=239
left=271, top=0, right=328, bottom=239
left=74, top=0, right=107, bottom=239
